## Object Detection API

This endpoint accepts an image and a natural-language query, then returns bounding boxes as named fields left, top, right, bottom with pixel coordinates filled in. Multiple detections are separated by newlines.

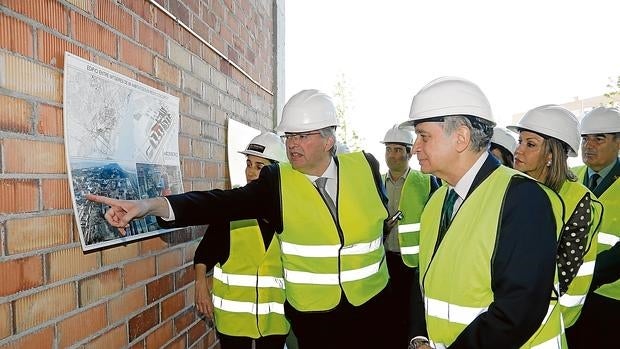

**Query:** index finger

left=86, top=194, right=118, bottom=206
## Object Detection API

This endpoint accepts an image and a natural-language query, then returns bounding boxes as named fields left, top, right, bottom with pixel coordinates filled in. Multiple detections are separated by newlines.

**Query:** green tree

left=604, top=76, right=620, bottom=107
left=333, top=73, right=363, bottom=152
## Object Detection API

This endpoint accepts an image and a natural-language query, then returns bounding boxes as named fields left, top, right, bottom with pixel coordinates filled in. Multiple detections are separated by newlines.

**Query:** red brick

left=138, top=20, right=165, bottom=55
left=37, top=103, right=63, bottom=136
left=0, top=180, right=38, bottom=214
left=3, top=0, right=67, bottom=34
left=6, top=215, right=72, bottom=254
left=162, top=292, right=185, bottom=320
left=48, top=246, right=99, bottom=282
left=145, top=321, right=173, bottom=349
left=164, top=336, right=186, bottom=349
left=178, top=136, right=190, bottom=156
left=96, top=0, right=134, bottom=37
left=188, top=320, right=210, bottom=346
left=2, top=139, right=66, bottom=174
left=146, top=274, right=173, bottom=304
left=173, top=308, right=195, bottom=335
left=102, top=243, right=140, bottom=265
left=14, top=283, right=76, bottom=332
left=93, top=56, right=137, bottom=79
left=124, top=256, right=156, bottom=286
left=108, top=286, right=146, bottom=324
left=129, top=305, right=158, bottom=341
left=141, top=236, right=168, bottom=254
left=66, top=0, right=91, bottom=12
left=175, top=265, right=195, bottom=289
left=0, top=13, right=33, bottom=57
left=0, top=53, right=62, bottom=102
left=0, top=94, right=32, bottom=133
left=120, top=38, right=154, bottom=74
left=131, top=340, right=146, bottom=349
left=85, top=325, right=128, bottom=349
left=0, top=326, right=53, bottom=349
left=0, top=256, right=43, bottom=297
left=0, top=302, right=11, bottom=339
left=137, top=74, right=164, bottom=91
left=153, top=7, right=175, bottom=37
left=57, top=304, right=107, bottom=348
left=42, top=178, right=71, bottom=210
left=71, top=11, right=117, bottom=58
left=79, top=268, right=122, bottom=306
left=37, top=30, right=89, bottom=68
left=154, top=57, right=180, bottom=87
left=157, top=249, right=182, bottom=274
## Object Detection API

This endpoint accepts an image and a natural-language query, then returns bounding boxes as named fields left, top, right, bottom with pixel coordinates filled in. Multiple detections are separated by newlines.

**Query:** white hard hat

left=580, top=107, right=620, bottom=135
left=491, top=127, right=517, bottom=155
left=401, top=76, right=495, bottom=128
left=276, top=89, right=338, bottom=133
left=239, top=132, right=288, bottom=163
left=507, top=104, right=580, bottom=157
left=335, top=141, right=350, bottom=154
left=380, top=124, right=413, bottom=145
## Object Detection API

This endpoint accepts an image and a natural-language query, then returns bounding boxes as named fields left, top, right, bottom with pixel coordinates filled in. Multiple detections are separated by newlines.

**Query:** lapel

left=466, top=152, right=501, bottom=199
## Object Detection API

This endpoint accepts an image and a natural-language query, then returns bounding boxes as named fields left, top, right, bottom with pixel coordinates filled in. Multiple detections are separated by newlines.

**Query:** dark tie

left=438, top=189, right=458, bottom=240
left=315, top=177, right=337, bottom=218
left=588, top=173, right=600, bottom=191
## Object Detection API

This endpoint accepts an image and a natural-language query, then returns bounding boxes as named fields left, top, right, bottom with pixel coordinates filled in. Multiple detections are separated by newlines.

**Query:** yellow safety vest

left=574, top=165, right=620, bottom=300
left=278, top=152, right=389, bottom=311
left=558, top=180, right=602, bottom=327
left=211, top=219, right=289, bottom=338
left=419, top=167, right=565, bottom=348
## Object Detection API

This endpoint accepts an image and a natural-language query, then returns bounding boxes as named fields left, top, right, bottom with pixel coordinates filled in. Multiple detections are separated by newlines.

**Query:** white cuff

left=160, top=197, right=176, bottom=221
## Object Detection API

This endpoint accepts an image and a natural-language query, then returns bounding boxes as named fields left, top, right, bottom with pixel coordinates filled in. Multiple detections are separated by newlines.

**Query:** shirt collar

left=306, top=157, right=337, bottom=182
left=386, top=168, right=410, bottom=183
left=450, top=152, right=489, bottom=200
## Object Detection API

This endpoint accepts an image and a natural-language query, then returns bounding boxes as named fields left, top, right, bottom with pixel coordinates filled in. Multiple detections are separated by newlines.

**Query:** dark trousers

left=217, top=331, right=288, bottom=349
left=385, top=251, right=425, bottom=348
left=566, top=292, right=620, bottom=348
left=284, top=287, right=390, bottom=349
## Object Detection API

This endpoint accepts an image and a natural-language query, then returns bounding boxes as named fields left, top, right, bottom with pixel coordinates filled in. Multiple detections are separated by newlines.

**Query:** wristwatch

left=409, top=336, right=431, bottom=349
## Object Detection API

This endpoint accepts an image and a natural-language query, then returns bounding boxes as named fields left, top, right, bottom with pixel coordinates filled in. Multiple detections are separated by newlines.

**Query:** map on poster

left=63, top=52, right=184, bottom=251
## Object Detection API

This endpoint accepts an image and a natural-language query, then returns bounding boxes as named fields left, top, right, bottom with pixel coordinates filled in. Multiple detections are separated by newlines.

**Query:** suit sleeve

left=193, top=221, right=231, bottom=271
left=156, top=164, right=282, bottom=231
left=450, top=177, right=558, bottom=348
left=591, top=243, right=620, bottom=290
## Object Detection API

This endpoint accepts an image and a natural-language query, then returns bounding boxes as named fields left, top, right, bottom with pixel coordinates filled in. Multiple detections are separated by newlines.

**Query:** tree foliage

left=333, top=73, right=363, bottom=152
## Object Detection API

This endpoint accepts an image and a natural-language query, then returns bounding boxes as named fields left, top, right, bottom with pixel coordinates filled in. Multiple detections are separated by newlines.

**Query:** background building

left=0, top=0, right=284, bottom=347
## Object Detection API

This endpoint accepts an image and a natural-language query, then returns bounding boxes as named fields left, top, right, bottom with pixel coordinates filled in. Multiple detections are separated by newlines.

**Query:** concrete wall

left=0, top=0, right=279, bottom=347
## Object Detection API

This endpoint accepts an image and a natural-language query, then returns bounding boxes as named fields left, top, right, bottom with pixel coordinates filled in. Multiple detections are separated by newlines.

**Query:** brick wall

left=0, top=0, right=278, bottom=348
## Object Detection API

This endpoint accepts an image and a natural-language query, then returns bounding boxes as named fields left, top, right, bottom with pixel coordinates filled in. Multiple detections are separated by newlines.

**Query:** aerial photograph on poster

left=63, top=52, right=183, bottom=251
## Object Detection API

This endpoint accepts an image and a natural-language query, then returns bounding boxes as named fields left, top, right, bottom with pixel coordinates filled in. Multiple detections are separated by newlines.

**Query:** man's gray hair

left=443, top=115, right=493, bottom=152
left=319, top=126, right=337, bottom=156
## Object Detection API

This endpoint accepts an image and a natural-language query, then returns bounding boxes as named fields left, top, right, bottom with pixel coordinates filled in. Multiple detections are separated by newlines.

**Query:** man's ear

left=455, top=125, right=471, bottom=153
left=325, top=136, right=336, bottom=152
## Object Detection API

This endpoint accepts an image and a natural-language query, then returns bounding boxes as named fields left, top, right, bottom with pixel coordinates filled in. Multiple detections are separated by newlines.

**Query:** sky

left=284, top=0, right=620, bottom=171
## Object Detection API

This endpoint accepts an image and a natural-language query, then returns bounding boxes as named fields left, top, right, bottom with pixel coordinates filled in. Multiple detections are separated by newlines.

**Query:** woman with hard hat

left=508, top=104, right=603, bottom=329
left=193, top=132, right=290, bottom=349
left=490, top=127, right=516, bottom=167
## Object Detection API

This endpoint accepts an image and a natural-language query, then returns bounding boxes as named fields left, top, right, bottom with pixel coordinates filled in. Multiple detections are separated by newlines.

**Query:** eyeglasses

left=281, top=132, right=321, bottom=142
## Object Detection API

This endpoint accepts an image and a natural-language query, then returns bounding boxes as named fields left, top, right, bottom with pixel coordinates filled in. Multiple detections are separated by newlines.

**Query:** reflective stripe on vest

left=399, top=223, right=420, bottom=233
left=212, top=295, right=285, bottom=315
left=576, top=260, right=595, bottom=276
left=213, top=266, right=285, bottom=289
left=280, top=236, right=382, bottom=257
left=424, top=296, right=488, bottom=325
left=598, top=232, right=619, bottom=247
left=284, top=260, right=382, bottom=284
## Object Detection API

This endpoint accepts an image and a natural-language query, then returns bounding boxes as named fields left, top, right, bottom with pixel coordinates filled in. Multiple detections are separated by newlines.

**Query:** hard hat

left=335, top=141, right=350, bottom=154
left=276, top=89, right=338, bottom=133
left=401, top=76, right=495, bottom=128
left=507, top=104, right=580, bottom=157
left=380, top=124, right=413, bottom=145
left=239, top=132, right=288, bottom=163
left=491, top=127, right=517, bottom=155
left=580, top=106, right=620, bottom=135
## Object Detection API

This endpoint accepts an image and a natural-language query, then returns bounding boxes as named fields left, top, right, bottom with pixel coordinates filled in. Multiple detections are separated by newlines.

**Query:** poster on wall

left=63, top=52, right=184, bottom=251
left=227, top=119, right=261, bottom=188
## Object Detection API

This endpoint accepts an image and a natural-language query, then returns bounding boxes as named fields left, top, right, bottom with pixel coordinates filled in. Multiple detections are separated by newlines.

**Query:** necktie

left=315, top=177, right=337, bottom=218
left=588, top=173, right=600, bottom=191
left=438, top=189, right=458, bottom=240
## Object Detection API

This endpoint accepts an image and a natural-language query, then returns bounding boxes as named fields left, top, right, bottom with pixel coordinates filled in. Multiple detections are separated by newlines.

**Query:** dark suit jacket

left=420, top=153, right=559, bottom=349
left=589, top=158, right=620, bottom=290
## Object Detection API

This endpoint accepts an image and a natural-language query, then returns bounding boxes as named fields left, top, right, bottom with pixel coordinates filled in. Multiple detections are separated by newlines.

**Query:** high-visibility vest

left=558, top=180, right=602, bottom=327
left=394, top=170, right=432, bottom=267
left=419, top=166, right=566, bottom=348
left=573, top=165, right=620, bottom=300
left=278, top=152, right=389, bottom=311
left=211, top=219, right=289, bottom=338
